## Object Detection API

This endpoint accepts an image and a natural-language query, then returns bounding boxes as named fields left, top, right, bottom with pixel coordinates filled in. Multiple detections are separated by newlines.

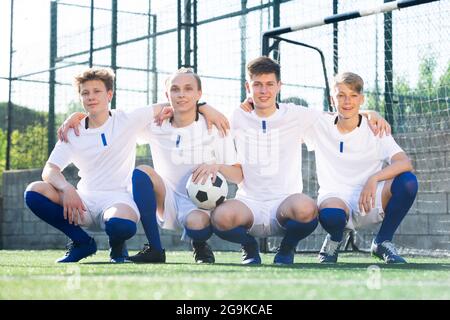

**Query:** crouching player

left=211, top=57, right=321, bottom=265
left=303, top=72, right=418, bottom=264
left=24, top=68, right=151, bottom=263
left=126, top=68, right=242, bottom=264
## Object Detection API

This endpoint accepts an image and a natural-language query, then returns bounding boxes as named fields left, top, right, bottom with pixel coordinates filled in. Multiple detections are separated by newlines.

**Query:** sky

left=1, top=0, right=52, bottom=103
left=0, top=0, right=15, bottom=103
left=0, top=0, right=448, bottom=117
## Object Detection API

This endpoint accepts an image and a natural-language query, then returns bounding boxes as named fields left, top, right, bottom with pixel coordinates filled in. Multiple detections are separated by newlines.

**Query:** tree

left=10, top=125, right=48, bottom=170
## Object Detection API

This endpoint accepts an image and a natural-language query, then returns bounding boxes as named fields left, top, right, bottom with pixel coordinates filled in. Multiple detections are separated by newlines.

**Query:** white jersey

left=303, top=114, right=404, bottom=195
left=138, top=114, right=238, bottom=197
left=232, top=103, right=321, bottom=201
left=48, top=107, right=153, bottom=193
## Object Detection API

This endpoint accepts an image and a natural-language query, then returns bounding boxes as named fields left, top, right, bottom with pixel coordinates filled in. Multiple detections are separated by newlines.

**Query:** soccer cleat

left=192, top=241, right=215, bottom=263
left=241, top=242, right=261, bottom=265
left=56, top=238, right=97, bottom=263
left=370, top=240, right=407, bottom=264
left=109, top=241, right=129, bottom=263
left=127, top=244, right=166, bottom=263
left=318, top=234, right=341, bottom=263
left=273, top=246, right=295, bottom=265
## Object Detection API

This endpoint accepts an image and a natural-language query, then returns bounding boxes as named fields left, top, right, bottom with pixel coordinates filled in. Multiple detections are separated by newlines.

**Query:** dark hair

left=74, top=67, right=115, bottom=93
left=247, top=56, right=281, bottom=82
left=165, top=67, right=202, bottom=90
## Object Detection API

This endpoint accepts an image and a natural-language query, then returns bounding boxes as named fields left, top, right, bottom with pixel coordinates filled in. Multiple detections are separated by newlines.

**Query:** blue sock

left=375, top=172, right=418, bottom=244
left=24, top=191, right=91, bottom=244
left=105, top=217, right=137, bottom=246
left=185, top=225, right=213, bottom=242
left=319, top=208, right=347, bottom=242
left=280, top=218, right=318, bottom=251
left=132, top=169, right=163, bottom=252
left=213, top=226, right=258, bottom=247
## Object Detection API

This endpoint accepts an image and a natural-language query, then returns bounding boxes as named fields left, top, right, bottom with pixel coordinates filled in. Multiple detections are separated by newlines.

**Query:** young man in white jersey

left=126, top=68, right=242, bottom=264
left=206, top=57, right=322, bottom=265
left=303, top=72, right=418, bottom=264
left=213, top=57, right=390, bottom=265
left=24, top=68, right=156, bottom=263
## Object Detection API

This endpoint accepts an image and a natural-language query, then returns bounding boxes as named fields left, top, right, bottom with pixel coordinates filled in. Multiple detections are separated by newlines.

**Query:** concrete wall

left=1, top=130, right=449, bottom=252
left=0, top=163, right=240, bottom=252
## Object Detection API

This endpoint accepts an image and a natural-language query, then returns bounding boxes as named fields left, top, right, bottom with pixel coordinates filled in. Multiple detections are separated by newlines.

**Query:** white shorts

left=77, top=190, right=140, bottom=232
left=317, top=181, right=386, bottom=231
left=158, top=180, right=210, bottom=234
left=235, top=196, right=286, bottom=238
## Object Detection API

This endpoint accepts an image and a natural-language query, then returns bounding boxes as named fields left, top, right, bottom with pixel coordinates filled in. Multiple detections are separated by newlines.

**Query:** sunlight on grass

left=1, top=250, right=449, bottom=299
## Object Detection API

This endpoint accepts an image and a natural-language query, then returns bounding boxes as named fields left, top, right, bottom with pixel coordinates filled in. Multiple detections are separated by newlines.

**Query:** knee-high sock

left=24, top=191, right=91, bottom=244
left=280, top=218, right=318, bottom=251
left=132, top=169, right=163, bottom=252
left=319, top=208, right=347, bottom=242
left=104, top=217, right=137, bottom=246
left=375, top=172, right=418, bottom=244
left=185, top=225, right=213, bottom=242
left=213, top=226, right=257, bottom=247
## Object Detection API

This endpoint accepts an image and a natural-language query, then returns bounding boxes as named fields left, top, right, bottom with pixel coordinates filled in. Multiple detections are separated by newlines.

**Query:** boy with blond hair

left=303, top=72, right=418, bottom=264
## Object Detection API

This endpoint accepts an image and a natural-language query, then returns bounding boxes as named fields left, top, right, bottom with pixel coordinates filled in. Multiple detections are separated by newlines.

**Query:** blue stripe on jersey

left=339, top=141, right=343, bottom=153
left=101, top=133, right=107, bottom=146
left=176, top=134, right=181, bottom=148
left=262, top=120, right=267, bottom=133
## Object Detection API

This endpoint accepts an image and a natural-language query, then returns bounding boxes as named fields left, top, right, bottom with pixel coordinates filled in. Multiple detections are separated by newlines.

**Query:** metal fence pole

left=177, top=0, right=197, bottom=71
left=48, top=0, right=57, bottom=156
left=89, top=0, right=94, bottom=67
left=111, top=0, right=117, bottom=109
left=152, top=14, right=158, bottom=103
left=240, top=0, right=247, bottom=102
left=333, top=0, right=338, bottom=75
left=5, top=0, right=15, bottom=170
left=384, top=0, right=394, bottom=132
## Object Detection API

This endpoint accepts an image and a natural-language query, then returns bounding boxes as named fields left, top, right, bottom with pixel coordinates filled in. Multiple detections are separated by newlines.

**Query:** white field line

left=1, top=275, right=450, bottom=288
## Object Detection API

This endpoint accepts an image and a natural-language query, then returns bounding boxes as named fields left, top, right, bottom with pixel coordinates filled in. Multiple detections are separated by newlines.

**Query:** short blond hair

left=333, top=72, right=364, bottom=93
left=74, top=67, right=115, bottom=93
left=165, top=67, right=202, bottom=90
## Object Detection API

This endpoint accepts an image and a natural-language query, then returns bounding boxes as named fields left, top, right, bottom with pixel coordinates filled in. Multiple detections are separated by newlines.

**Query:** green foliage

left=0, top=129, right=6, bottom=189
left=136, top=144, right=150, bottom=159
left=9, top=125, right=48, bottom=170
left=417, top=55, right=437, bottom=93
left=365, top=56, right=449, bottom=120
left=0, top=103, right=49, bottom=184
left=0, top=102, right=47, bottom=131
left=281, top=96, right=309, bottom=107
left=55, top=100, right=84, bottom=127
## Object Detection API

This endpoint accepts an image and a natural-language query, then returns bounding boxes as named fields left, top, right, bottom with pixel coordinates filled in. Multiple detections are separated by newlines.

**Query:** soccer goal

left=260, top=0, right=449, bottom=253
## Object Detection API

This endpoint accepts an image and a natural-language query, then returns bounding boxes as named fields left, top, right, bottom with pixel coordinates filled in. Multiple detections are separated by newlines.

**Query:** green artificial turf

left=1, top=250, right=449, bottom=300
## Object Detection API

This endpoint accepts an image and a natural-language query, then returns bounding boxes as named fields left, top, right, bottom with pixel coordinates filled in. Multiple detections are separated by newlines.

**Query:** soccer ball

left=186, top=172, right=228, bottom=210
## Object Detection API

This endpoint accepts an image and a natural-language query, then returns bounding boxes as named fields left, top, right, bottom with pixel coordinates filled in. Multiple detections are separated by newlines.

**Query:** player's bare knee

left=293, top=199, right=318, bottom=222
left=185, top=211, right=210, bottom=229
left=211, top=207, right=234, bottom=231
left=25, top=181, right=57, bottom=198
